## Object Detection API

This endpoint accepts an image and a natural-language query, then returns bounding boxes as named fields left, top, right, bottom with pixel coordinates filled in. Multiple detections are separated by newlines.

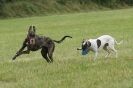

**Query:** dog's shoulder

left=88, top=39, right=101, bottom=48
left=88, top=39, right=96, bottom=43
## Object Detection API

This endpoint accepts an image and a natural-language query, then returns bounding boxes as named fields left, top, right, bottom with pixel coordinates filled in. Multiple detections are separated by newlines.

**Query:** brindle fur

left=12, top=26, right=72, bottom=63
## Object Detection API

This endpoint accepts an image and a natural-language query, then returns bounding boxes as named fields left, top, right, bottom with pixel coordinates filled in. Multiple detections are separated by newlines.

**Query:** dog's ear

left=33, top=26, right=36, bottom=33
left=87, top=41, right=91, bottom=47
left=28, top=26, right=32, bottom=32
left=82, top=39, right=85, bottom=43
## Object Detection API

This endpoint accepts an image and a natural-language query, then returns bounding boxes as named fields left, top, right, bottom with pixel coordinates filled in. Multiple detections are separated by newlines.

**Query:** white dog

left=78, top=35, right=122, bottom=60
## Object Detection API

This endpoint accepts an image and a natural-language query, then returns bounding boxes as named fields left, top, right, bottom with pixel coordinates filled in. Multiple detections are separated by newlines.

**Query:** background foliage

left=0, top=0, right=133, bottom=18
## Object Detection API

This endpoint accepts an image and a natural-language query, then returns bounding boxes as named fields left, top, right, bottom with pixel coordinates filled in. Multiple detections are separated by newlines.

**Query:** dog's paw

left=12, top=55, right=17, bottom=60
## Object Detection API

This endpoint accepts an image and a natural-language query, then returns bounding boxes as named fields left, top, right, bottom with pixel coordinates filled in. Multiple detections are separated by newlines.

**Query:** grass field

left=0, top=8, right=133, bottom=88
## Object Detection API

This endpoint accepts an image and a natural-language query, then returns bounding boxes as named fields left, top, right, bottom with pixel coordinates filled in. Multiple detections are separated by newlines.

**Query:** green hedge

left=0, top=0, right=133, bottom=18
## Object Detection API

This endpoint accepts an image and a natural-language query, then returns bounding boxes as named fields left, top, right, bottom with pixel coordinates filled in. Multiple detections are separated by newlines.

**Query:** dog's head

left=81, top=39, right=91, bottom=55
left=28, top=26, right=36, bottom=38
left=27, top=26, right=36, bottom=45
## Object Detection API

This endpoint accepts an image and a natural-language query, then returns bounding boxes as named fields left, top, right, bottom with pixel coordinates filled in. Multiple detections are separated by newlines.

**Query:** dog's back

left=97, top=35, right=115, bottom=49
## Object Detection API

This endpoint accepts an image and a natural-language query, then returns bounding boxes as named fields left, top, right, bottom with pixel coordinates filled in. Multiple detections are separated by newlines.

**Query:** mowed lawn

left=0, top=8, right=133, bottom=88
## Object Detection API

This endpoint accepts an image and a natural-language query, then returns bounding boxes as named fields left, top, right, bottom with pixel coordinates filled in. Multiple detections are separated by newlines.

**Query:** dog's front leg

left=94, top=52, right=98, bottom=61
left=12, top=39, right=28, bottom=60
left=12, top=49, right=30, bottom=60
left=17, top=39, right=28, bottom=54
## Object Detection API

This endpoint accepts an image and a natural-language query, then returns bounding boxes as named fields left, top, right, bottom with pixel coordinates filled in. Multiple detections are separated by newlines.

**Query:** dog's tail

left=115, top=39, right=123, bottom=45
left=53, top=36, right=72, bottom=43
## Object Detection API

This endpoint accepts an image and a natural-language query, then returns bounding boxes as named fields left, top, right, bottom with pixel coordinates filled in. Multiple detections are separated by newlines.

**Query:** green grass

left=0, top=8, right=133, bottom=88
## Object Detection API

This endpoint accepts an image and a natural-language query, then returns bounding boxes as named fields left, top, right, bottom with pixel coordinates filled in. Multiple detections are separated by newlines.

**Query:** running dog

left=12, top=26, right=72, bottom=63
left=77, top=35, right=122, bottom=60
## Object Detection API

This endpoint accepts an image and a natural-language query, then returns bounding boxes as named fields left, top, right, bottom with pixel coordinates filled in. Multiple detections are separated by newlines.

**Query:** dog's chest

left=26, top=38, right=42, bottom=51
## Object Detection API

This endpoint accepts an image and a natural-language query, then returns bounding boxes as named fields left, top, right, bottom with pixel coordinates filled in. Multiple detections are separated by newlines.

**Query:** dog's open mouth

left=30, top=38, right=35, bottom=45
left=82, top=48, right=89, bottom=55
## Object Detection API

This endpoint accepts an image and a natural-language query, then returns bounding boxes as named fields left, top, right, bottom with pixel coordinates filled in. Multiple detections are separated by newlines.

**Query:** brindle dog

left=12, top=26, right=72, bottom=63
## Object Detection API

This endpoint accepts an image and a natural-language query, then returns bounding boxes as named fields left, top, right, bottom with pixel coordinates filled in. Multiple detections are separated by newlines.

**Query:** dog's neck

left=27, top=35, right=36, bottom=45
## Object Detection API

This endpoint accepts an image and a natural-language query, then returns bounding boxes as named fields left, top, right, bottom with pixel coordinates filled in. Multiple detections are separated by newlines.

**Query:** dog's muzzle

left=30, top=38, right=35, bottom=45
left=82, top=48, right=89, bottom=55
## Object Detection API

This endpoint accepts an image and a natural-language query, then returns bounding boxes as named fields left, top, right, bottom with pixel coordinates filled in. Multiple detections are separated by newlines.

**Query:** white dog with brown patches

left=77, top=35, right=122, bottom=60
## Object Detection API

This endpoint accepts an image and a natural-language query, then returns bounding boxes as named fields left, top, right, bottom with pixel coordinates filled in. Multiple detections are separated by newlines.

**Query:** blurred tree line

left=0, top=0, right=133, bottom=18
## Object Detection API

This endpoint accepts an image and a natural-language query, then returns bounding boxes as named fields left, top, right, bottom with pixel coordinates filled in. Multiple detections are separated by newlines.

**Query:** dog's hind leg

left=104, top=47, right=111, bottom=58
left=110, top=46, right=118, bottom=58
left=103, top=43, right=111, bottom=58
left=105, top=50, right=111, bottom=58
left=41, top=48, right=51, bottom=63
left=48, top=44, right=55, bottom=62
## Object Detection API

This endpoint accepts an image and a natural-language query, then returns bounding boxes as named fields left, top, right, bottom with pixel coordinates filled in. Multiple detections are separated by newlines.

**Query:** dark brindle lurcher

left=12, top=26, right=72, bottom=63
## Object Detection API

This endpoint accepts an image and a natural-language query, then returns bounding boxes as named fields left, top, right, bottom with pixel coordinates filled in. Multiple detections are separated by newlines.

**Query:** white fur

left=83, top=35, right=122, bottom=60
